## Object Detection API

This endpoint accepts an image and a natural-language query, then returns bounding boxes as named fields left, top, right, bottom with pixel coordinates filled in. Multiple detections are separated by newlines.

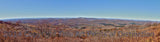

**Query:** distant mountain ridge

left=1, top=17, right=158, bottom=27
left=2, top=17, right=159, bottom=22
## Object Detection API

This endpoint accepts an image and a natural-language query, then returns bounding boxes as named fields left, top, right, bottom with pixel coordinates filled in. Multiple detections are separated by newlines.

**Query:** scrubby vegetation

left=0, top=18, right=159, bottom=42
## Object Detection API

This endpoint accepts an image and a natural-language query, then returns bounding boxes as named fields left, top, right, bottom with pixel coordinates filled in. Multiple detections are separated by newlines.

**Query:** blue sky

left=0, top=0, right=160, bottom=21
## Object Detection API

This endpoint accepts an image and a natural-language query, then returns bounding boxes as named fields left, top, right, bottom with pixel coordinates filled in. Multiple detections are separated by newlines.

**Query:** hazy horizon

left=0, top=16, right=160, bottom=22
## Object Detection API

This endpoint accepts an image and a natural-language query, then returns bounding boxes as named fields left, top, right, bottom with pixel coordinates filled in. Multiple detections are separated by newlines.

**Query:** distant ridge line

left=0, top=16, right=160, bottom=22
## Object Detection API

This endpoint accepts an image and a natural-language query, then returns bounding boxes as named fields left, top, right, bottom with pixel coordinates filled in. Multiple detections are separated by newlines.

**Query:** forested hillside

left=0, top=18, right=159, bottom=42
